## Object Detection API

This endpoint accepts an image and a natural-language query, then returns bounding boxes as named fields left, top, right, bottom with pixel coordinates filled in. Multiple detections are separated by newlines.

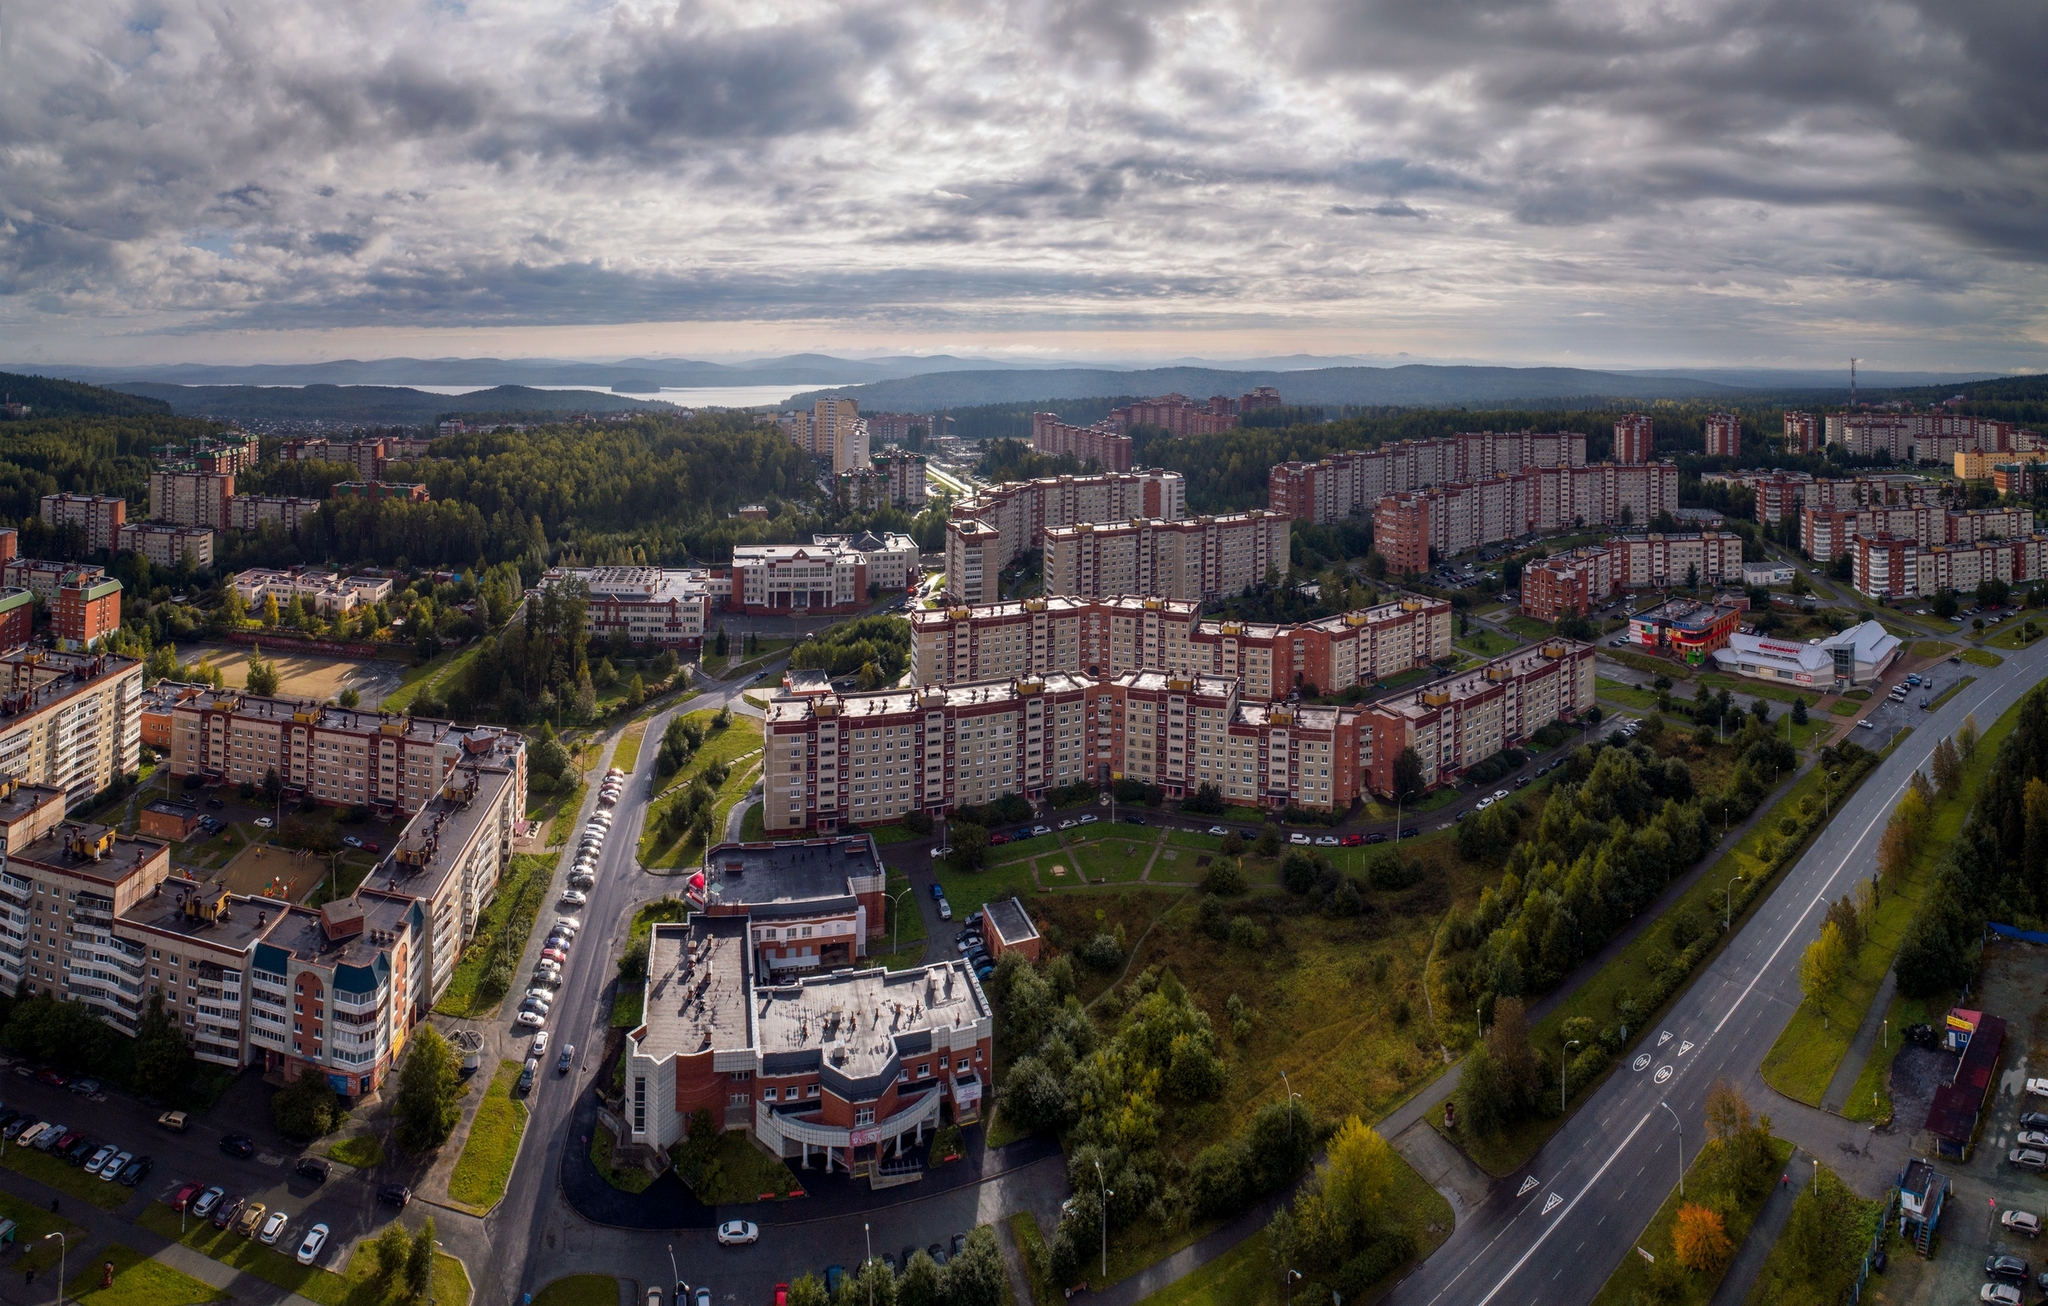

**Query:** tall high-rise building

left=1704, top=412, right=1741, bottom=460
left=1614, top=414, right=1655, bottom=464
left=1782, top=411, right=1819, bottom=455
left=1373, top=492, right=1432, bottom=575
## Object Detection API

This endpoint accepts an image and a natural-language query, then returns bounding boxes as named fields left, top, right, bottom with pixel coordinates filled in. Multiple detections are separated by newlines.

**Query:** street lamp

left=44, top=1233, right=64, bottom=1306
left=1280, top=1069, right=1300, bottom=1142
left=1285, top=1268, right=1302, bottom=1306
left=864, top=1224, right=874, bottom=1306
left=1562, top=1040, right=1580, bottom=1113
left=1824, top=769, right=1840, bottom=819
left=667, top=1245, right=681, bottom=1304
left=1096, top=1160, right=1114, bottom=1281
left=1725, top=875, right=1745, bottom=930
left=889, top=886, right=914, bottom=952
left=1658, top=1100, right=1684, bottom=1197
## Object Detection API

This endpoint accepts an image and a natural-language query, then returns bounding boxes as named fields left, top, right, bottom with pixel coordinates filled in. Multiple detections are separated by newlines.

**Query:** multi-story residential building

left=863, top=413, right=949, bottom=448
left=1095, top=671, right=1362, bottom=811
left=1605, top=532, right=1746, bottom=590
left=908, top=595, right=1452, bottom=697
left=0, top=529, right=16, bottom=567
left=39, top=494, right=127, bottom=554
left=1783, top=412, right=1820, bottom=455
left=3, top=558, right=101, bottom=602
left=1029, top=414, right=1133, bottom=472
left=1269, top=430, right=1588, bottom=524
left=230, top=568, right=361, bottom=617
left=226, top=495, right=324, bottom=533
left=788, top=399, right=869, bottom=474
left=0, top=649, right=144, bottom=805
left=538, top=566, right=710, bottom=650
left=140, top=680, right=207, bottom=750
left=622, top=915, right=991, bottom=1172
left=1373, top=493, right=1432, bottom=574
left=1358, top=640, right=1596, bottom=797
left=1704, top=413, right=1741, bottom=460
left=332, top=481, right=429, bottom=503
left=116, top=523, right=214, bottom=570
left=54, top=573, right=121, bottom=651
left=249, top=891, right=421, bottom=1097
left=1365, top=463, right=1681, bottom=564
left=154, top=432, right=261, bottom=475
left=874, top=449, right=929, bottom=509
left=1957, top=449, right=2048, bottom=480
left=693, top=837, right=889, bottom=971
left=1799, top=505, right=2036, bottom=561
left=1850, top=534, right=2048, bottom=601
left=727, top=539, right=911, bottom=616
left=1521, top=547, right=1613, bottom=620
left=1614, top=414, right=1655, bottom=464
left=943, top=522, right=1002, bottom=605
left=148, top=470, right=235, bottom=529
left=1995, top=465, right=2035, bottom=496
left=0, top=815, right=176, bottom=1030
left=948, top=470, right=1184, bottom=570
left=812, top=533, right=920, bottom=593
left=1042, top=512, right=1289, bottom=602
left=1826, top=412, right=2033, bottom=462
left=0, top=590, right=32, bottom=649
left=281, top=436, right=416, bottom=481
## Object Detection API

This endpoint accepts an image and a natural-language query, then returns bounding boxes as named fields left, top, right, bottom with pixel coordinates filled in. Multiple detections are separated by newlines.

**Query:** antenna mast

left=1849, top=358, right=1860, bottom=406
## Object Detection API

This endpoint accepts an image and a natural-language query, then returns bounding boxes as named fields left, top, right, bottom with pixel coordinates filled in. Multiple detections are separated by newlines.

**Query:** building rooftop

left=182, top=691, right=453, bottom=740
left=640, top=915, right=754, bottom=1058
left=1377, top=640, right=1588, bottom=723
left=0, top=777, right=67, bottom=829
left=702, top=837, right=884, bottom=917
left=754, top=959, right=987, bottom=1091
left=256, top=891, right=415, bottom=974
left=119, top=871, right=291, bottom=953
left=0, top=650, right=140, bottom=721
left=1634, top=599, right=1738, bottom=632
left=763, top=673, right=1096, bottom=724
left=985, top=897, right=1036, bottom=949
left=382, top=758, right=519, bottom=901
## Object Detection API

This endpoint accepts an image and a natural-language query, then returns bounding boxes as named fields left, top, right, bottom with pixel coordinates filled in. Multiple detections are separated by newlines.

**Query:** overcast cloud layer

left=4, top=0, right=2047, bottom=367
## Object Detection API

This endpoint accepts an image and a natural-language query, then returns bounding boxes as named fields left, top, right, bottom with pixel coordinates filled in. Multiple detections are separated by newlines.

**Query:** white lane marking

left=1518, top=1176, right=1540, bottom=1197
left=1657, top=1031, right=1671, bottom=1045
left=1473, top=1110, right=1656, bottom=1306
left=1543, top=1193, right=1562, bottom=1214
left=1654, top=1065, right=1673, bottom=1084
left=1633, top=1055, right=1652, bottom=1072
left=1678, top=1041, right=1694, bottom=1056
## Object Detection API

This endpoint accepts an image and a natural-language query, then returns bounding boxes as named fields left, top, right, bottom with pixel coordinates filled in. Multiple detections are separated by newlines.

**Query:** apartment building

left=1851, top=534, right=2048, bottom=601
left=153, top=432, right=261, bottom=476
left=1827, top=412, right=2034, bottom=462
left=1365, top=463, right=1681, bottom=565
left=864, top=413, right=949, bottom=448
left=226, top=495, right=324, bottom=533
left=1373, top=493, right=1432, bottom=574
left=1958, top=449, right=2048, bottom=480
left=0, top=816, right=177, bottom=1034
left=116, top=523, right=214, bottom=570
left=39, top=494, right=127, bottom=554
left=0, top=649, right=144, bottom=805
left=3, top=558, right=99, bottom=602
left=909, top=595, right=1452, bottom=698
left=1704, top=413, right=1741, bottom=460
left=230, top=568, right=361, bottom=617
left=877, top=449, right=928, bottom=508
left=1521, top=547, right=1613, bottom=621
left=1605, top=532, right=1746, bottom=589
left=1269, top=430, right=1588, bottom=525
left=1094, top=671, right=1360, bottom=811
left=249, top=891, right=420, bottom=1096
left=1358, top=640, right=1596, bottom=797
left=1029, top=414, right=1133, bottom=473
left=148, top=470, right=235, bottom=529
left=538, top=566, right=710, bottom=650
left=942, top=521, right=1002, bottom=606
left=1614, top=414, right=1655, bottom=464
left=1783, top=412, right=1820, bottom=455
left=379, top=741, right=524, bottom=1004
left=54, top=574, right=121, bottom=651
left=948, top=470, right=1185, bottom=570
left=623, top=915, right=992, bottom=1172
left=1799, top=505, right=2036, bottom=561
left=281, top=436, right=428, bottom=481
left=0, top=590, right=31, bottom=650
left=1042, top=512, right=1289, bottom=603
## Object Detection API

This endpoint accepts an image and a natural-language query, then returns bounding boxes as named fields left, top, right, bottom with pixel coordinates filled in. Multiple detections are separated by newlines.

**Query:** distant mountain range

left=110, top=382, right=675, bottom=425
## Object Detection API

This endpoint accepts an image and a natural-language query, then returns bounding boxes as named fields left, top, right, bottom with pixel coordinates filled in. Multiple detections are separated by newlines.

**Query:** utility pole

left=1659, top=1100, right=1684, bottom=1197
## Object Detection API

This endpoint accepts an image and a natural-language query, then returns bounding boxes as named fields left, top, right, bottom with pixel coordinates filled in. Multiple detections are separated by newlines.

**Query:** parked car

left=192, top=1186, right=226, bottom=1218
left=295, top=1157, right=330, bottom=1183
left=717, top=1220, right=760, bottom=1246
left=84, top=1143, right=118, bottom=1174
left=342, top=835, right=364, bottom=848
left=158, top=1110, right=189, bottom=1132
left=515, top=1011, right=546, bottom=1028
left=235, top=1201, right=267, bottom=1237
left=1315, top=835, right=1339, bottom=847
left=2025, top=1077, right=2048, bottom=1096
left=205, top=797, right=225, bottom=809
left=172, top=1183, right=203, bottom=1212
left=117, top=1155, right=151, bottom=1186
left=220, top=1134, right=255, bottom=1158
left=1983, top=1285, right=2023, bottom=1306
left=937, top=899, right=953, bottom=921
left=2018, top=1130, right=2048, bottom=1150
left=1988, top=1255, right=2031, bottom=1284
left=929, top=846, right=953, bottom=860
left=2010, top=1147, right=2048, bottom=1171
left=69, top=1078, right=100, bottom=1096
left=97, top=1150, right=132, bottom=1179
left=296, top=1223, right=330, bottom=1266
left=31, top=1124, right=67, bottom=1152
left=1031, top=825, right=1051, bottom=837
left=260, top=1209, right=290, bottom=1245
left=212, top=1195, right=245, bottom=1230
left=562, top=889, right=588, bottom=906
left=378, top=1183, right=413, bottom=1207
left=1289, top=832, right=1311, bottom=845
left=254, top=816, right=275, bottom=828
left=1475, top=795, right=1496, bottom=810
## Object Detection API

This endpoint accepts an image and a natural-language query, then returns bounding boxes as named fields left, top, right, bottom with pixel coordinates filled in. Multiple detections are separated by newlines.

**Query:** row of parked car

left=0, top=1107, right=153, bottom=1185
left=175, top=1180, right=332, bottom=1265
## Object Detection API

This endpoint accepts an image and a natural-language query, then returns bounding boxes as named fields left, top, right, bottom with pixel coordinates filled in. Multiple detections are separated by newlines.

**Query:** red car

left=1340, top=834, right=1364, bottom=846
left=988, top=833, right=1009, bottom=846
left=172, top=1183, right=202, bottom=1211
left=363, top=842, right=379, bottom=854
left=36, top=1069, right=67, bottom=1088
left=774, top=1287, right=788, bottom=1306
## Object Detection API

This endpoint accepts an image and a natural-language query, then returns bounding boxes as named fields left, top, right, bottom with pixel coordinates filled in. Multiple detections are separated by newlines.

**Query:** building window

left=806, top=1084, right=820, bottom=1098
left=855, top=1107, right=876, bottom=1126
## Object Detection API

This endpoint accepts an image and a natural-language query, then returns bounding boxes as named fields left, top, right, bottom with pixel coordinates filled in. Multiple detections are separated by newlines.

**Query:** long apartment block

left=910, top=595, right=1452, bottom=699
left=1604, top=531, right=1747, bottom=589
left=1799, top=505, right=2036, bottom=561
left=1269, top=430, right=1589, bottom=524
left=1825, top=412, right=2036, bottom=462
left=947, top=470, right=1185, bottom=570
left=761, top=638, right=1592, bottom=831
left=1369, top=463, right=1680, bottom=566
left=1852, top=533, right=2048, bottom=601
left=1041, top=511, right=1290, bottom=602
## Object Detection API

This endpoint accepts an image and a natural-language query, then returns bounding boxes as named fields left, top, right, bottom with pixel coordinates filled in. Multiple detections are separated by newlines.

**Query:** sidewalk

left=1820, top=968, right=1898, bottom=1116
left=1707, top=1148, right=1805, bottom=1306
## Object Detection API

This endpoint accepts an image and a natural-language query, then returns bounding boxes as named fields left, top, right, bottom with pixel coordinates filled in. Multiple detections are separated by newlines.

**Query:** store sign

left=1758, top=642, right=1805, bottom=656
left=849, top=1127, right=879, bottom=1147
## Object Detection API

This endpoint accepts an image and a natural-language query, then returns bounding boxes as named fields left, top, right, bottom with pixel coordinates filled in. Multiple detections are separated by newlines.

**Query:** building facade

left=1704, top=412, right=1741, bottom=460
left=1041, top=512, right=1290, bottom=602
left=539, top=566, right=711, bottom=650
left=1783, top=412, right=1819, bottom=455
left=1029, top=414, right=1133, bottom=473
left=54, top=574, right=121, bottom=650
left=1605, top=531, right=1746, bottom=589
left=117, top=523, right=214, bottom=570
left=40, top=494, right=127, bottom=554
left=148, top=470, right=235, bottom=530
left=947, top=470, right=1185, bottom=571
left=1614, top=414, right=1655, bottom=464
left=1269, top=430, right=1588, bottom=525
left=1521, top=547, right=1613, bottom=621
left=1627, top=600, right=1742, bottom=664
left=1358, top=640, right=1597, bottom=797
left=226, top=495, right=324, bottom=533
left=1850, top=534, right=2048, bottom=600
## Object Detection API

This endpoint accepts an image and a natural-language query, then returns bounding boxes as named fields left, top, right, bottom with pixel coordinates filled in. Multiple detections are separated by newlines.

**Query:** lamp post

left=667, top=1245, right=681, bottom=1304
left=1725, top=875, right=1745, bottom=930
left=889, top=886, right=914, bottom=952
left=1562, top=1040, right=1580, bottom=1113
left=43, top=1233, right=63, bottom=1306
left=1825, top=769, right=1840, bottom=819
left=1280, top=1069, right=1300, bottom=1142
left=1096, top=1160, right=1113, bottom=1281
left=864, top=1224, right=873, bottom=1306
left=1658, top=1101, right=1684, bottom=1197
left=1285, top=1268, right=1302, bottom=1306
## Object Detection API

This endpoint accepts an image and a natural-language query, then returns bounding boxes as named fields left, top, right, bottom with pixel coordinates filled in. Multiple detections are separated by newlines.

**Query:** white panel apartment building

left=117, top=523, right=214, bottom=570
left=1042, top=511, right=1291, bottom=602
left=1604, top=532, right=1747, bottom=589
left=949, top=470, right=1186, bottom=569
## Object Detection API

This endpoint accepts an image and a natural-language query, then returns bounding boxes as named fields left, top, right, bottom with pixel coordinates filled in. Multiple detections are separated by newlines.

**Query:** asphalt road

left=1381, top=638, right=2048, bottom=1306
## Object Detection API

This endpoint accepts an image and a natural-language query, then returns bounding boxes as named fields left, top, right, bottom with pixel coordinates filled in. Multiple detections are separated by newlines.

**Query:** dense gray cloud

left=2, top=0, right=2045, bottom=365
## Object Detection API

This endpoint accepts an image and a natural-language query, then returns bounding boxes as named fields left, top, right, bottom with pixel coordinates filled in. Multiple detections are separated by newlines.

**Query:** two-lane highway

left=1386, top=643, right=2047, bottom=1306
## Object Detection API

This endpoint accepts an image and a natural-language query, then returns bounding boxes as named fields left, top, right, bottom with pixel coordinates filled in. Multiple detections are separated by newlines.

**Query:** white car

left=1057, top=820, right=1076, bottom=830
left=260, top=1209, right=290, bottom=1245
left=533, top=1032, right=550, bottom=1056
left=515, top=1011, right=546, bottom=1028
left=526, top=987, right=557, bottom=1003
left=84, top=1143, right=117, bottom=1174
left=1208, top=826, right=1229, bottom=836
left=1476, top=796, right=1495, bottom=810
left=2003, top=1209, right=2042, bottom=1236
left=99, top=1150, right=132, bottom=1181
left=296, top=1223, right=329, bottom=1266
left=1983, top=1286, right=2022, bottom=1306
left=2025, top=1077, right=2048, bottom=1097
left=556, top=916, right=581, bottom=932
left=1289, top=832, right=1311, bottom=845
left=929, top=846, right=953, bottom=859
left=561, top=889, right=588, bottom=906
left=1492, top=790, right=1509, bottom=801
left=254, top=816, right=275, bottom=828
left=716, top=1219, right=760, bottom=1246
left=1077, top=814, right=1097, bottom=824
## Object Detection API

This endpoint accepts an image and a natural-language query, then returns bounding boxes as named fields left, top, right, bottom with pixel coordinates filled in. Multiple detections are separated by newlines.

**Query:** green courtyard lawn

left=136, top=1203, right=471, bottom=1306
left=0, top=1191, right=84, bottom=1273
left=638, top=713, right=765, bottom=866
left=1597, top=677, right=1664, bottom=712
left=1841, top=987, right=1948, bottom=1122
left=533, top=1277, right=619, bottom=1306
left=1910, top=640, right=1955, bottom=658
left=1827, top=699, right=1862, bottom=716
left=1760, top=693, right=2021, bottom=1105
left=1507, top=614, right=1559, bottom=641
left=610, top=988, right=644, bottom=1027
left=1456, top=628, right=1518, bottom=658
left=379, top=646, right=474, bottom=713
left=1985, top=621, right=2045, bottom=651
left=446, top=1060, right=530, bottom=1212
left=434, top=854, right=553, bottom=1018
left=66, top=1244, right=227, bottom=1306
left=607, top=719, right=651, bottom=772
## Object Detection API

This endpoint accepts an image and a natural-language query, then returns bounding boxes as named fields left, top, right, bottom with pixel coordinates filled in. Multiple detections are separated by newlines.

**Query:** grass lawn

left=136, top=1203, right=470, bottom=1306
left=1841, top=988, right=1949, bottom=1123
left=934, top=859, right=1044, bottom=914
left=1457, top=628, right=1518, bottom=657
left=884, top=873, right=928, bottom=951
left=0, top=1190, right=84, bottom=1274
left=1760, top=695, right=2020, bottom=1105
left=1588, top=1138, right=1795, bottom=1306
left=1910, top=640, right=1955, bottom=657
left=435, top=854, right=553, bottom=1018
left=66, top=1244, right=227, bottom=1306
left=326, top=1134, right=386, bottom=1169
left=739, top=802, right=767, bottom=841
left=446, top=1060, right=530, bottom=1211
left=1010, top=1213, right=1062, bottom=1306
left=869, top=822, right=927, bottom=845
left=525, top=773, right=588, bottom=850
left=1961, top=647, right=2004, bottom=667
left=1984, top=622, right=2046, bottom=651
left=649, top=711, right=762, bottom=800
left=379, top=646, right=474, bottom=713
left=1066, top=830, right=1160, bottom=883
left=591, top=1124, right=655, bottom=1194
left=1608, top=648, right=1693, bottom=679
left=534, top=1277, right=619, bottom=1306
left=684, top=1130, right=800, bottom=1204
left=1699, top=673, right=1812, bottom=706
left=608, top=719, right=651, bottom=772
left=0, top=1140, right=134, bottom=1209
left=638, top=715, right=765, bottom=865
left=611, top=988, right=644, bottom=1027
left=1598, top=678, right=1664, bottom=712
left=1741, top=1162, right=1885, bottom=1306
left=1507, top=615, right=1558, bottom=641
left=1827, top=699, right=1861, bottom=716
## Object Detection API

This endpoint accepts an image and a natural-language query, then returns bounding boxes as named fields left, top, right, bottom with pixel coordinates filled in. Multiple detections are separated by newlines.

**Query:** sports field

left=218, top=843, right=325, bottom=902
left=174, top=644, right=384, bottom=702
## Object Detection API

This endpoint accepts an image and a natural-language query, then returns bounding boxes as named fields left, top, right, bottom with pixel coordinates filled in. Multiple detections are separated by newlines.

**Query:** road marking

left=1633, top=1054, right=1652, bottom=1072
left=1678, top=1041, right=1694, bottom=1056
left=1657, top=1031, right=1672, bottom=1046
left=1473, top=1110, right=1655, bottom=1306
left=1543, top=1193, right=1562, bottom=1215
left=1518, top=1176, right=1540, bottom=1197
left=1654, top=1065, right=1673, bottom=1084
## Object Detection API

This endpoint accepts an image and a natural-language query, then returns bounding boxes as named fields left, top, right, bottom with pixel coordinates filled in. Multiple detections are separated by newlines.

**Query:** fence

left=1987, top=922, right=2048, bottom=945
left=1849, top=1187, right=1900, bottom=1306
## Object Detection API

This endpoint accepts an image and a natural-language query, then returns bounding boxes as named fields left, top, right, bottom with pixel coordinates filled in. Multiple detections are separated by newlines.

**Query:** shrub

left=1080, top=931, right=1125, bottom=970
left=1201, top=862, right=1247, bottom=895
left=1228, top=916, right=1268, bottom=950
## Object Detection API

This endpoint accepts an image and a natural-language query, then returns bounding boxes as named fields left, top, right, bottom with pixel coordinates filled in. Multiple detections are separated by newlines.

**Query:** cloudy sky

left=4, top=0, right=2046, bottom=369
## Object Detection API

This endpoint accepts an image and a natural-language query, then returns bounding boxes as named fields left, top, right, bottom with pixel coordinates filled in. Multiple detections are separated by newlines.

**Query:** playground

left=218, top=842, right=327, bottom=904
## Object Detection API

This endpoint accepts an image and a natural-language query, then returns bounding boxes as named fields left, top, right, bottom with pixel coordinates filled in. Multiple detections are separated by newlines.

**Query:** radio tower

left=1849, top=358, right=1860, bottom=406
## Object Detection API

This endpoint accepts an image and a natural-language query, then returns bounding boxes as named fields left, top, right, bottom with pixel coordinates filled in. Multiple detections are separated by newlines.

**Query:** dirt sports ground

left=173, top=643, right=406, bottom=707
left=217, top=843, right=327, bottom=904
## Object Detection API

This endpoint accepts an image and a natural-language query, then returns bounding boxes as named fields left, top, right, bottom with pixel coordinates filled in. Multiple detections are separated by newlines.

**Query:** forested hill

left=792, top=364, right=1758, bottom=410
left=0, top=370, right=174, bottom=418
left=1878, top=373, right=2048, bottom=427
left=112, top=382, right=675, bottom=426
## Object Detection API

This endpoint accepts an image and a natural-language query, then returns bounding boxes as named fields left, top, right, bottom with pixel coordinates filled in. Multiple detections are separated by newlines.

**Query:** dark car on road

left=378, top=1184, right=412, bottom=1208
left=220, top=1135, right=255, bottom=1158
left=1988, top=1255, right=2029, bottom=1285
